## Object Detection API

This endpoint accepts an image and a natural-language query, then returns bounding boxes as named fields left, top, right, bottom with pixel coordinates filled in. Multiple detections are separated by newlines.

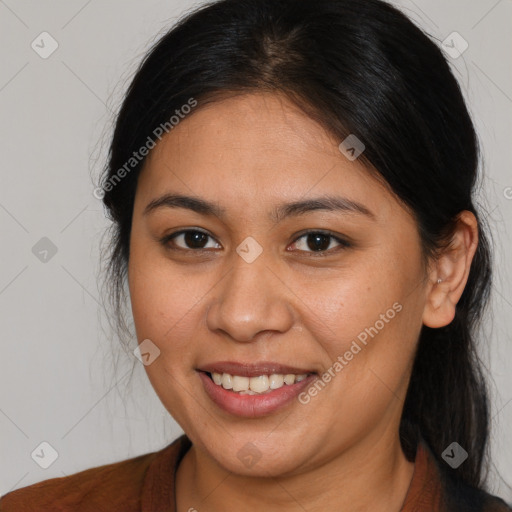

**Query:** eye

left=288, top=230, right=351, bottom=256
left=160, top=229, right=350, bottom=255
left=161, top=229, right=221, bottom=251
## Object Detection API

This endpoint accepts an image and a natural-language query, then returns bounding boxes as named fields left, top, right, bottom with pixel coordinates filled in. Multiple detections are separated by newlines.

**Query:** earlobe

left=422, top=211, right=479, bottom=329
left=422, top=279, right=456, bottom=328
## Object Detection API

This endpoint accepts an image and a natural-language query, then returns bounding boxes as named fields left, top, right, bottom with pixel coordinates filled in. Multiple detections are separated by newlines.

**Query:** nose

left=205, top=252, right=295, bottom=342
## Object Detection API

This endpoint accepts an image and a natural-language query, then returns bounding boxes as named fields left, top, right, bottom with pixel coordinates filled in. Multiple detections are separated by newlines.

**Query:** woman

left=1, top=0, right=510, bottom=510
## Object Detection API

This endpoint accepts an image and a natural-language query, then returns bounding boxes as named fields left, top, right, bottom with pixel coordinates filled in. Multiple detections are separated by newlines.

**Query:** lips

left=198, top=370, right=317, bottom=417
left=198, top=361, right=317, bottom=378
left=195, top=361, right=319, bottom=417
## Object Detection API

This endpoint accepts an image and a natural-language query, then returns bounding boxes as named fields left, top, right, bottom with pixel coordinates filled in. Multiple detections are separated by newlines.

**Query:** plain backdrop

left=1, top=0, right=511, bottom=503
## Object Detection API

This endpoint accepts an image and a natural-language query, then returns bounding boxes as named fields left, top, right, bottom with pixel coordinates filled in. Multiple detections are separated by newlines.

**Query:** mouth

left=203, top=370, right=314, bottom=394
left=197, top=362, right=318, bottom=417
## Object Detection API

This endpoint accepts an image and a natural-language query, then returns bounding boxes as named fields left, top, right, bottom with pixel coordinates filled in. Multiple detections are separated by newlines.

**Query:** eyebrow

left=143, top=193, right=375, bottom=221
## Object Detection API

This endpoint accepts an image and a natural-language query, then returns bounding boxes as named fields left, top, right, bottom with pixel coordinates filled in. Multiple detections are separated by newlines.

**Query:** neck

left=175, top=427, right=416, bottom=512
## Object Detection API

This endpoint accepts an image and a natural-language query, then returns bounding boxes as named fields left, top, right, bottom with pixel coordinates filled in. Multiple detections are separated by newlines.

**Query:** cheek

left=297, top=247, right=422, bottom=390
left=127, top=249, right=207, bottom=421
left=127, top=236, right=188, bottom=344
left=129, top=263, right=198, bottom=343
left=299, top=282, right=418, bottom=433
left=127, top=244, right=227, bottom=371
left=297, top=258, right=403, bottom=345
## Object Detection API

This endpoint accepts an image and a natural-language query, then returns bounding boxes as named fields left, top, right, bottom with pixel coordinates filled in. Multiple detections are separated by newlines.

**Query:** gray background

left=1, top=0, right=511, bottom=503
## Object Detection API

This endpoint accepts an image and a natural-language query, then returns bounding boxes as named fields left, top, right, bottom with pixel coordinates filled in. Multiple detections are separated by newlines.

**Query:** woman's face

left=128, top=92, right=430, bottom=476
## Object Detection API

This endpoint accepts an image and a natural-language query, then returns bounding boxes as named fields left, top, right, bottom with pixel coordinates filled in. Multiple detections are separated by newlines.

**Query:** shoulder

left=0, top=446, right=162, bottom=512
left=483, top=495, right=512, bottom=512
left=441, top=478, right=512, bottom=512
left=412, top=438, right=511, bottom=512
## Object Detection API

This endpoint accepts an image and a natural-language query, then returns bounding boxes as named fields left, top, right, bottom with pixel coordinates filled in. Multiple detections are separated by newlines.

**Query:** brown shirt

left=1, top=435, right=510, bottom=511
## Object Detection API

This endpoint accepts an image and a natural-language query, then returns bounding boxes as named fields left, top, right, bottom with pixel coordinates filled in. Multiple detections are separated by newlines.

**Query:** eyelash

left=159, top=229, right=351, bottom=257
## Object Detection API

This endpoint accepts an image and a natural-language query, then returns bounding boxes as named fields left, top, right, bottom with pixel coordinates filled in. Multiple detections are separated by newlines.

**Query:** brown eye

left=163, top=230, right=221, bottom=250
left=290, top=231, right=350, bottom=255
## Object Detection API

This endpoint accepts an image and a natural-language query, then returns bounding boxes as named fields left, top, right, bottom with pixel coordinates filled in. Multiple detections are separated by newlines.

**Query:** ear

left=422, top=211, right=479, bottom=328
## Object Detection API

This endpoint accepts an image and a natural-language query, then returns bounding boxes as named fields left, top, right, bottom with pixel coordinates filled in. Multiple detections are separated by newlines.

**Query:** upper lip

left=198, top=361, right=317, bottom=378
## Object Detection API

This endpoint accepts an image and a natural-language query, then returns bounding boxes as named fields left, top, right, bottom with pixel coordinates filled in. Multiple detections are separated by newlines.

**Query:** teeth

left=269, top=374, right=284, bottom=389
left=284, top=374, right=296, bottom=385
left=232, top=376, right=249, bottom=392
left=250, top=375, right=269, bottom=393
left=221, top=373, right=233, bottom=389
left=210, top=372, right=309, bottom=394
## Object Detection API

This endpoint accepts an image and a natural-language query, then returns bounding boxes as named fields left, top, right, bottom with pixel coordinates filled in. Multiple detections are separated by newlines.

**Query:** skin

left=127, top=92, right=478, bottom=512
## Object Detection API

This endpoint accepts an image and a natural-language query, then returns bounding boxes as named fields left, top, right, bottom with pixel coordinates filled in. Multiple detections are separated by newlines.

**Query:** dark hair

left=100, top=0, right=492, bottom=491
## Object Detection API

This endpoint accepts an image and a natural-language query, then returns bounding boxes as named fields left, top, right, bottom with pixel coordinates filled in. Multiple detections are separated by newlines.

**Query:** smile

left=197, top=364, right=318, bottom=417
left=209, top=372, right=309, bottom=394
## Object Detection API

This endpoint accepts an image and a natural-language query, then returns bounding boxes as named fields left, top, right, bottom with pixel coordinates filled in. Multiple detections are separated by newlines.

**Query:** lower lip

left=198, top=371, right=317, bottom=418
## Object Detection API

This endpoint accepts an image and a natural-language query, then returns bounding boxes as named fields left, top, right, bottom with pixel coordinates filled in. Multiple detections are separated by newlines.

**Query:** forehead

left=136, top=92, right=399, bottom=220
left=147, top=93, right=343, bottom=169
